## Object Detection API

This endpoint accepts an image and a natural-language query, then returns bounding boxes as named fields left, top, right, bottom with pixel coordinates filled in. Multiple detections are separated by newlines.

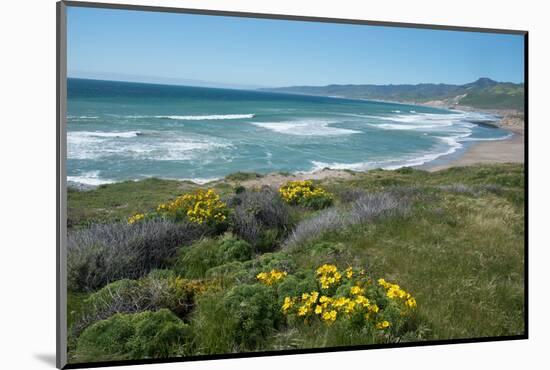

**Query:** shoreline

left=424, top=125, right=524, bottom=172
left=68, top=129, right=524, bottom=191
left=421, top=107, right=525, bottom=172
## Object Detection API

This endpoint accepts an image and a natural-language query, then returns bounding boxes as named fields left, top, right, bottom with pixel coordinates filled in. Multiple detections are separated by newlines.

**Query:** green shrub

left=255, top=228, right=281, bottom=253
left=303, top=195, right=334, bottom=210
left=218, top=236, right=252, bottom=262
left=174, top=239, right=221, bottom=278
left=222, top=284, right=283, bottom=349
left=74, top=309, right=189, bottom=362
left=205, top=261, right=247, bottom=288
left=276, top=271, right=318, bottom=306
left=175, top=235, right=253, bottom=278
left=72, top=271, right=206, bottom=337
left=309, top=241, right=346, bottom=257
left=83, top=279, right=141, bottom=315
left=191, top=283, right=282, bottom=352
left=202, top=251, right=297, bottom=288
left=240, top=252, right=297, bottom=282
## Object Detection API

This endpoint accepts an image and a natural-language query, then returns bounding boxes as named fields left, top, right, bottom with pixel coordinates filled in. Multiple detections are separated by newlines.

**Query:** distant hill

left=262, top=78, right=524, bottom=111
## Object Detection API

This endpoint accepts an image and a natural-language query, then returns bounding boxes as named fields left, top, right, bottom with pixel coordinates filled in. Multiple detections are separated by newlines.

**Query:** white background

left=0, top=0, right=547, bottom=368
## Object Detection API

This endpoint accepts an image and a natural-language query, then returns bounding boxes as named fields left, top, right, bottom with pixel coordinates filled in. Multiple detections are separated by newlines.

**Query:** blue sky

left=67, top=6, right=525, bottom=88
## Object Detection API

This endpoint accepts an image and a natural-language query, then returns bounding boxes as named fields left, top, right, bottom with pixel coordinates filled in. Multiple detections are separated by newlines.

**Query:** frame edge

left=57, top=1, right=68, bottom=368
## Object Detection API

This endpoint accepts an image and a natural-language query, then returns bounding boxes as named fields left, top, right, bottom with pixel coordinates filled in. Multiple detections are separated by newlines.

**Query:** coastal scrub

left=279, top=180, right=333, bottom=209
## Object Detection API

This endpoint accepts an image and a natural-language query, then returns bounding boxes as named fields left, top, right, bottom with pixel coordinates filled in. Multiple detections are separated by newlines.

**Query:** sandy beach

left=426, top=112, right=525, bottom=172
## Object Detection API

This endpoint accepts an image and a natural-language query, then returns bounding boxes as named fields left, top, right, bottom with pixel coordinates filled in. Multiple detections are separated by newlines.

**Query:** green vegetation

left=264, top=78, right=525, bottom=111
left=73, top=309, right=190, bottom=362
left=68, top=178, right=235, bottom=228
left=173, top=235, right=253, bottom=278
left=67, top=164, right=525, bottom=363
left=68, top=178, right=191, bottom=227
left=225, top=171, right=264, bottom=182
left=459, top=83, right=525, bottom=110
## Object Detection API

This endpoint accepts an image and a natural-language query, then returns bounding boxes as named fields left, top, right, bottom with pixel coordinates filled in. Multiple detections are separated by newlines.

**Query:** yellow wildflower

left=405, top=297, right=417, bottom=309
left=278, top=180, right=332, bottom=206
left=257, top=269, right=287, bottom=286
left=354, top=295, right=370, bottom=308
left=368, top=304, right=379, bottom=313
left=298, top=305, right=309, bottom=317
left=157, top=188, right=227, bottom=224
left=322, top=310, right=337, bottom=322
left=316, top=264, right=342, bottom=289
left=376, top=320, right=391, bottom=329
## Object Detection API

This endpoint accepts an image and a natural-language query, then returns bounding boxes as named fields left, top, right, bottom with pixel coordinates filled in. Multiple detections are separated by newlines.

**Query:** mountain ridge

left=261, top=78, right=524, bottom=111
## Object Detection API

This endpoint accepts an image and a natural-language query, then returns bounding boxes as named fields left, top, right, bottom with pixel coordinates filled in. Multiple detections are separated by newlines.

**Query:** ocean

left=67, top=78, right=512, bottom=185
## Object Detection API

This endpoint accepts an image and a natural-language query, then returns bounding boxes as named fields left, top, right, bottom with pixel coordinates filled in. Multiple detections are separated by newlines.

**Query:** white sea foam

left=67, top=171, right=114, bottom=185
left=154, top=114, right=255, bottom=120
left=68, top=130, right=232, bottom=161
left=460, top=133, right=513, bottom=142
left=374, top=122, right=453, bottom=130
left=251, top=119, right=361, bottom=136
left=177, top=177, right=220, bottom=185
left=69, top=131, right=142, bottom=139
left=155, top=141, right=231, bottom=161
left=308, top=131, right=474, bottom=172
left=67, top=115, right=99, bottom=120
left=363, top=111, right=498, bottom=136
left=307, top=122, right=510, bottom=173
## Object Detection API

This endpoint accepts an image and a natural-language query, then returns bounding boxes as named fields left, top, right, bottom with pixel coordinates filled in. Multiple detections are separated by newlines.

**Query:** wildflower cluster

left=157, top=189, right=228, bottom=225
left=378, top=278, right=417, bottom=309
left=127, top=213, right=145, bottom=225
left=281, top=265, right=417, bottom=332
left=256, top=269, right=288, bottom=286
left=316, top=264, right=342, bottom=289
left=278, top=180, right=333, bottom=209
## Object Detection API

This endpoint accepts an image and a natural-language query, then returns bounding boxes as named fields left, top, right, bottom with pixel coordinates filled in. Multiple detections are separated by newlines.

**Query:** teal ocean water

left=67, top=78, right=512, bottom=185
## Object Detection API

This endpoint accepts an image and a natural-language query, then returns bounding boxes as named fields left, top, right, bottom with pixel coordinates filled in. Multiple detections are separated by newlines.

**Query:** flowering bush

left=279, top=264, right=417, bottom=333
left=378, top=278, right=417, bottom=309
left=256, top=269, right=287, bottom=286
left=316, top=264, right=343, bottom=289
left=157, top=189, right=228, bottom=225
left=278, top=180, right=333, bottom=210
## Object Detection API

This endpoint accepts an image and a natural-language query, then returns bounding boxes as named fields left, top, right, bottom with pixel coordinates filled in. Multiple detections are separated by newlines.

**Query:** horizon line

left=67, top=75, right=524, bottom=91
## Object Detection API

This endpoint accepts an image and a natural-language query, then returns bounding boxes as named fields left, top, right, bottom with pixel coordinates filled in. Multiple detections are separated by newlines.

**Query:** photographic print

left=59, top=2, right=526, bottom=367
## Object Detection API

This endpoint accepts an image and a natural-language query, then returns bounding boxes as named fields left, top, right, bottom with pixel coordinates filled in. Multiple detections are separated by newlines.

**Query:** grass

left=68, top=178, right=235, bottom=228
left=66, top=163, right=525, bottom=361
left=287, top=192, right=524, bottom=339
left=68, top=292, right=90, bottom=329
